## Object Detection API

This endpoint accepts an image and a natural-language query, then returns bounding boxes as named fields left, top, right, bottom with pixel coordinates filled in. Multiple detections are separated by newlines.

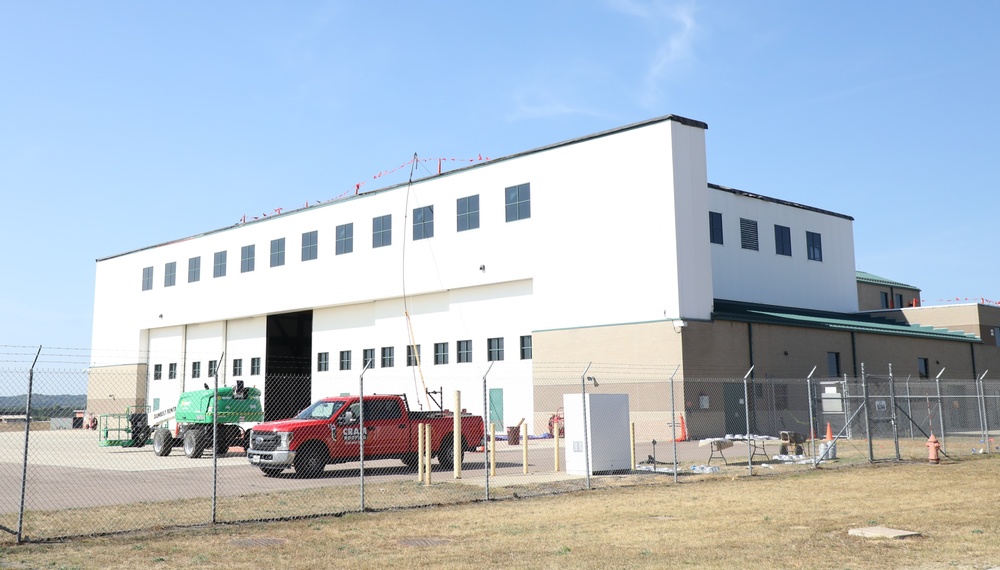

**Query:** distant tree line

left=0, top=405, right=80, bottom=421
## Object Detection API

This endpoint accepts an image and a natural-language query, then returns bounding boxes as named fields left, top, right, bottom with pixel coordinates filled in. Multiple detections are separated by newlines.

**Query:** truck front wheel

left=294, top=444, right=327, bottom=478
left=183, top=429, right=206, bottom=459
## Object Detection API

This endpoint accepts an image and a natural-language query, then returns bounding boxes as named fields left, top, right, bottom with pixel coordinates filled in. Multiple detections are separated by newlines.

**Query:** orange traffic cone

left=675, top=415, right=689, bottom=442
left=825, top=422, right=834, bottom=442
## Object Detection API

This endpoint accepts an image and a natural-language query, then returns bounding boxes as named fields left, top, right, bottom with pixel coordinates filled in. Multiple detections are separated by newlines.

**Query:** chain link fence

left=2, top=363, right=998, bottom=544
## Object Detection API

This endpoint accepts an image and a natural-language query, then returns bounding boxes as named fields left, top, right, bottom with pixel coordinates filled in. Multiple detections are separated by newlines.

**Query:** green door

left=488, top=388, right=504, bottom=434
left=724, top=383, right=748, bottom=434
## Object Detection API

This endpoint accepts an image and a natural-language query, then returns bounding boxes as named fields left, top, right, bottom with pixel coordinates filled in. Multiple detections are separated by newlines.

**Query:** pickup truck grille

left=250, top=431, right=279, bottom=451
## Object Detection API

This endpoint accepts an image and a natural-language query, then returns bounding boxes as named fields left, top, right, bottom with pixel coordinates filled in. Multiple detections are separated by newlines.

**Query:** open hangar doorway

left=265, top=310, right=313, bottom=421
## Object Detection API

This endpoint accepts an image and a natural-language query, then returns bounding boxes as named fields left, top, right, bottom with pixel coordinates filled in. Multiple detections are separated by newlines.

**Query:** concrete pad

left=848, top=526, right=921, bottom=539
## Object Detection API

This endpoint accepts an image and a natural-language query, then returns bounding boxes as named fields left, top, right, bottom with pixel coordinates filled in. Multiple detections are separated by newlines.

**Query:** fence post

left=581, top=363, right=593, bottom=490
left=482, top=362, right=492, bottom=500
left=977, top=371, right=990, bottom=453
left=16, top=346, right=42, bottom=544
left=211, top=351, right=224, bottom=525
left=743, top=366, right=754, bottom=476
left=888, top=364, right=900, bottom=461
left=453, top=390, right=461, bottom=479
left=805, top=366, right=816, bottom=462
left=861, top=364, right=874, bottom=463
left=935, top=370, right=946, bottom=452
left=668, top=365, right=680, bottom=483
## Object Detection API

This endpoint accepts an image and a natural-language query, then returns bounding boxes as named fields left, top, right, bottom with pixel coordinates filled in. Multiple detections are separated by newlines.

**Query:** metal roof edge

left=708, top=183, right=854, bottom=221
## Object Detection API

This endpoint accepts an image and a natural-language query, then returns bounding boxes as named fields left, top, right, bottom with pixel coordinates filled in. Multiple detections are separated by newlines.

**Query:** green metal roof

left=713, top=299, right=979, bottom=342
left=856, top=271, right=919, bottom=290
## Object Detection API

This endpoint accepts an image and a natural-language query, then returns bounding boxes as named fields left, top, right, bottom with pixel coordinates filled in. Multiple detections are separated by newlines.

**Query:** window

left=740, top=218, right=759, bottom=251
left=250, top=357, right=261, bottom=376
left=339, top=350, right=351, bottom=371
left=413, top=206, right=434, bottom=240
left=208, top=360, right=218, bottom=378
left=168, top=363, right=177, bottom=380
left=363, top=348, right=375, bottom=370
left=457, top=195, right=480, bottom=231
left=709, top=211, right=723, bottom=245
left=994, top=327, right=1000, bottom=348
left=317, top=352, right=329, bottom=372
left=302, top=230, right=318, bottom=261
left=880, top=292, right=890, bottom=309
left=192, top=361, right=201, bottom=379
left=406, top=345, right=421, bottom=367
left=213, top=251, right=227, bottom=278
left=918, top=357, right=929, bottom=379
left=505, top=182, right=531, bottom=222
left=775, top=384, right=789, bottom=410
left=336, top=223, right=353, bottom=255
left=153, top=364, right=162, bottom=380
left=188, top=256, right=201, bottom=283
left=774, top=225, right=792, bottom=256
left=457, top=340, right=472, bottom=363
left=520, top=335, right=532, bottom=360
left=373, top=214, right=392, bottom=248
left=164, top=262, right=176, bottom=287
left=807, top=231, right=823, bottom=261
left=241, top=245, right=255, bottom=273
left=487, top=337, right=504, bottom=362
left=381, top=346, right=394, bottom=368
left=233, top=358, right=243, bottom=377
left=365, top=399, right=402, bottom=420
left=894, top=294, right=904, bottom=309
left=827, top=352, right=840, bottom=377
left=142, top=267, right=153, bottom=291
left=271, top=238, right=285, bottom=267
left=434, top=342, right=448, bottom=365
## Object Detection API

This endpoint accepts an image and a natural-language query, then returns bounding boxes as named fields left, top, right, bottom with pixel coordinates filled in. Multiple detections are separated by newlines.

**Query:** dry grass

left=3, top=455, right=999, bottom=569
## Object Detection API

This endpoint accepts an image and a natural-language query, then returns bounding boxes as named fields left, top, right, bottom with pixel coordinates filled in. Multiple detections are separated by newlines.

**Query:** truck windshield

left=294, top=400, right=346, bottom=420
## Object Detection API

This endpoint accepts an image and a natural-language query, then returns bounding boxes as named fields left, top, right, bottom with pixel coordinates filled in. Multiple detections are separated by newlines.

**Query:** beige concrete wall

left=532, top=322, right=684, bottom=440
left=857, top=282, right=921, bottom=311
left=854, top=332, right=976, bottom=379
left=86, top=364, right=147, bottom=416
left=528, top=315, right=991, bottom=442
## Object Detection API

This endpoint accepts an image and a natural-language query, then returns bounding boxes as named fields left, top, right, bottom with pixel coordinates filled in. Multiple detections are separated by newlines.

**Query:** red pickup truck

left=246, top=394, right=485, bottom=477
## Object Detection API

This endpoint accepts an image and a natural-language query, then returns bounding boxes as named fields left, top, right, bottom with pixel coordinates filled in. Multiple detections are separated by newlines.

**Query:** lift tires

left=152, top=429, right=173, bottom=456
left=183, top=429, right=207, bottom=459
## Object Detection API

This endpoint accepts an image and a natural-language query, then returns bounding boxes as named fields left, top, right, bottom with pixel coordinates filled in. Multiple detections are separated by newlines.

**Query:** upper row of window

left=141, top=183, right=532, bottom=291
left=709, top=211, right=823, bottom=261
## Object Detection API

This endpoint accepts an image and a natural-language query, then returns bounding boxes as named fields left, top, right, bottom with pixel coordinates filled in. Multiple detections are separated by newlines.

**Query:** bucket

left=507, top=426, right=520, bottom=446
left=818, top=441, right=837, bottom=459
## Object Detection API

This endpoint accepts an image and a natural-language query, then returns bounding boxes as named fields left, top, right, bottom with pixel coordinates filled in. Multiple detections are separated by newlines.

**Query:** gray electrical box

left=563, top=393, right=631, bottom=475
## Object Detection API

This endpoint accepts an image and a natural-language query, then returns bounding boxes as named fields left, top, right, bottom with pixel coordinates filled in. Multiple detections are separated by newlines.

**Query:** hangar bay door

left=265, top=311, right=313, bottom=421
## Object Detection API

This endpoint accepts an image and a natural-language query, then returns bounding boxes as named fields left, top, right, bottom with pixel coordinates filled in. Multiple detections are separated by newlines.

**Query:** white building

left=93, top=115, right=977, bottom=438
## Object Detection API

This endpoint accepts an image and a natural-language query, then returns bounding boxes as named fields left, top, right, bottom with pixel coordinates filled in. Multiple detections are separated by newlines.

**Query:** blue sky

left=2, top=1, right=999, bottom=372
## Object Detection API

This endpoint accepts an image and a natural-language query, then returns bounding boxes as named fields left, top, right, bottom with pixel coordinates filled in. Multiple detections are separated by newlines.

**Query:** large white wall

left=707, top=187, right=857, bottom=313
left=92, top=116, right=715, bottom=367
left=311, top=280, right=534, bottom=426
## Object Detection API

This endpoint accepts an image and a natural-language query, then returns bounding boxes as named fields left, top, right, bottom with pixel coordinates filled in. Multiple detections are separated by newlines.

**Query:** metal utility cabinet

left=563, top=393, right=631, bottom=475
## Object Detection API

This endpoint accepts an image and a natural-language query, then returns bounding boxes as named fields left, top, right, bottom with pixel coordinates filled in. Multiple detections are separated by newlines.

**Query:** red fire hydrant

left=926, top=434, right=941, bottom=464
